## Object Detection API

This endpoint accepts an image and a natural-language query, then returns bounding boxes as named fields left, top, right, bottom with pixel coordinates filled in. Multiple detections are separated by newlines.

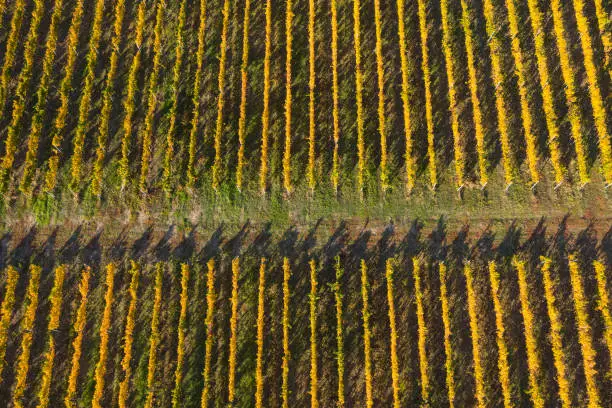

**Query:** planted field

left=0, top=0, right=609, bottom=223
left=0, top=222, right=610, bottom=406
left=0, top=0, right=610, bottom=406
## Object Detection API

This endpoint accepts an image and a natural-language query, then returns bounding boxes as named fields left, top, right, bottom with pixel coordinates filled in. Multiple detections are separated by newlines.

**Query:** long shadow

left=426, top=217, right=447, bottom=262
left=108, top=226, right=129, bottom=261
left=9, top=226, right=37, bottom=268
left=81, top=230, right=102, bottom=270
left=197, top=225, right=224, bottom=263
left=223, top=222, right=250, bottom=259
left=172, top=224, right=200, bottom=262
left=57, top=225, right=83, bottom=265
left=153, top=224, right=176, bottom=262
left=601, top=226, right=612, bottom=266
left=246, top=222, right=272, bottom=259
left=130, top=226, right=153, bottom=260
left=0, top=232, right=11, bottom=271
left=278, top=226, right=299, bottom=259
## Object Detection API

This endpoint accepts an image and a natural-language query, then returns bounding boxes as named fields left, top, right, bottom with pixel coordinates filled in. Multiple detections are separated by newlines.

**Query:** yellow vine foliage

left=283, top=0, right=294, bottom=195
left=43, top=0, right=84, bottom=194
left=374, top=0, right=388, bottom=191
left=65, top=267, right=90, bottom=408
left=1, top=0, right=45, bottom=191
left=593, top=261, right=612, bottom=380
left=330, top=0, right=340, bottom=193
left=259, top=0, right=272, bottom=195
left=228, top=258, right=239, bottom=403
left=524, top=0, right=565, bottom=184
left=118, top=261, right=140, bottom=408
left=162, top=0, right=187, bottom=197
left=539, top=257, right=571, bottom=408
left=361, top=260, right=373, bottom=408
left=172, top=264, right=190, bottom=408
left=0, top=0, right=25, bottom=114
left=90, top=0, right=127, bottom=198
left=439, top=263, right=455, bottom=408
left=572, top=0, right=612, bottom=184
left=212, top=0, right=231, bottom=192
left=236, top=0, right=251, bottom=191
left=140, top=0, right=165, bottom=194
left=144, top=263, right=163, bottom=408
left=0, top=266, right=18, bottom=381
left=353, top=0, right=365, bottom=196
left=255, top=259, right=265, bottom=408
left=481, top=0, right=515, bottom=186
left=309, top=260, right=318, bottom=407
left=119, top=2, right=146, bottom=190
left=550, top=0, right=589, bottom=184
left=307, top=0, right=316, bottom=193
left=460, top=0, right=488, bottom=186
left=333, top=257, right=345, bottom=407
left=417, top=0, right=437, bottom=188
left=513, top=257, right=544, bottom=408
left=36, top=265, right=66, bottom=408
left=0, top=0, right=6, bottom=24
left=413, top=258, right=429, bottom=403
left=396, top=0, right=416, bottom=191
left=11, top=265, right=42, bottom=408
left=440, top=0, right=464, bottom=188
left=68, top=0, right=106, bottom=191
left=487, top=262, right=512, bottom=408
left=187, top=0, right=209, bottom=189
left=19, top=0, right=64, bottom=196
left=282, top=257, right=291, bottom=408
left=568, top=255, right=601, bottom=408
left=92, top=263, right=116, bottom=408
left=386, top=259, right=400, bottom=408
left=464, top=263, right=485, bottom=408
left=201, top=259, right=216, bottom=408
left=503, top=0, right=540, bottom=184
left=593, top=0, right=611, bottom=77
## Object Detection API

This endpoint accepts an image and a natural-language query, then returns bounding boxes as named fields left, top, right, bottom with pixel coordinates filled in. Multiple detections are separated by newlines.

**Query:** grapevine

left=200, top=259, right=216, bottom=407
left=139, top=0, right=166, bottom=194
left=144, top=263, right=164, bottom=408
left=36, top=265, right=67, bottom=408
left=92, top=263, right=117, bottom=408
left=0, top=266, right=18, bottom=382
left=11, top=265, right=42, bottom=408
left=361, top=260, right=373, bottom=408
left=385, top=259, right=400, bottom=408
left=90, top=0, right=127, bottom=197
left=64, top=267, right=91, bottom=408
left=118, top=2, right=146, bottom=190
left=212, top=0, right=232, bottom=191
left=236, top=0, right=252, bottom=191
left=43, top=0, right=85, bottom=193
left=513, top=257, right=544, bottom=408
left=540, top=257, right=571, bottom=408
left=439, top=263, right=455, bottom=407
left=568, top=255, right=601, bottom=407
left=118, top=261, right=140, bottom=408
left=68, top=0, right=106, bottom=191
left=414, top=258, right=429, bottom=403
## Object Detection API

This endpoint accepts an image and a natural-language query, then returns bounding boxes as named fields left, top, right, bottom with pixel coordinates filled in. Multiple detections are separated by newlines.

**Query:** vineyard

left=0, top=0, right=609, bottom=223
left=0, top=221, right=609, bottom=406
left=0, top=0, right=611, bottom=406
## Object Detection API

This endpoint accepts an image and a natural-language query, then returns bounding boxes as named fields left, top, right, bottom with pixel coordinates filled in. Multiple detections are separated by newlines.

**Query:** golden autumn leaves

left=0, top=0, right=610, bottom=203
left=0, top=253, right=609, bottom=406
